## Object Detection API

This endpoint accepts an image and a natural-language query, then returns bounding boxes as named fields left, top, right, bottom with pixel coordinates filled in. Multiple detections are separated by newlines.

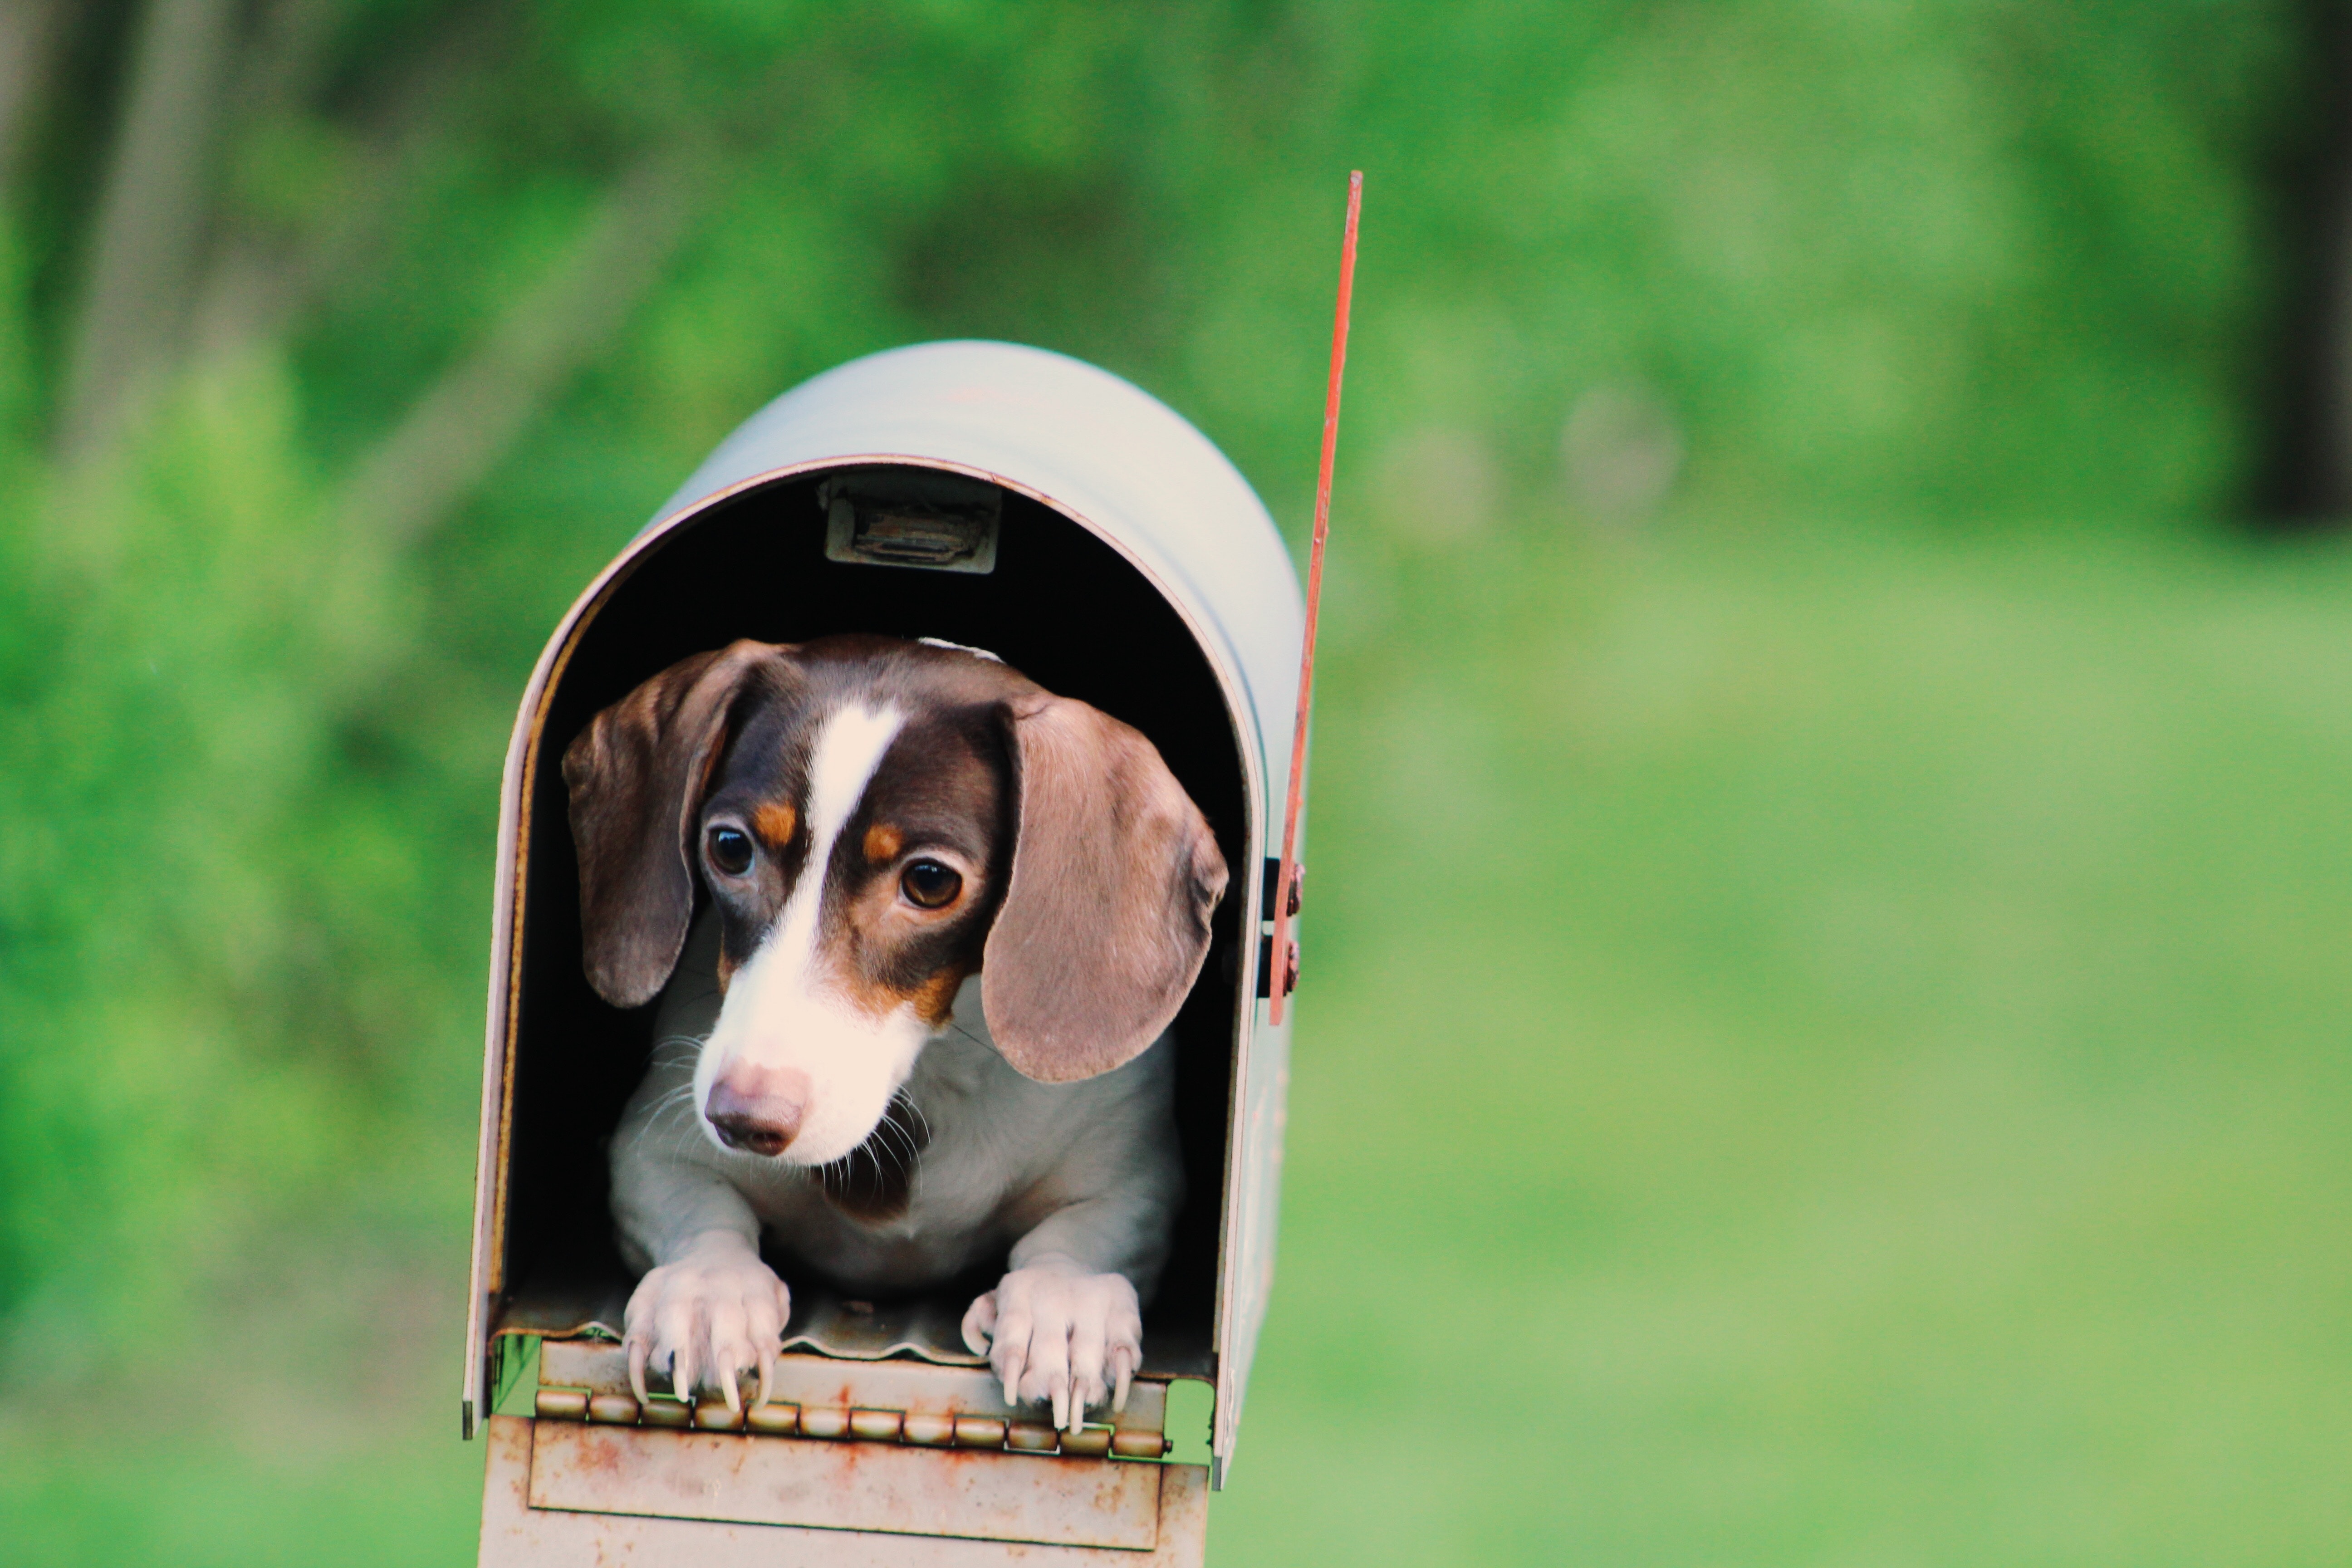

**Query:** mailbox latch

left=820, top=469, right=1001, bottom=574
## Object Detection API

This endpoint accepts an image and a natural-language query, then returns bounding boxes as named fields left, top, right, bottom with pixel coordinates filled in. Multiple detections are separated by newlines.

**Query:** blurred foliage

left=0, top=0, right=2341, bottom=1560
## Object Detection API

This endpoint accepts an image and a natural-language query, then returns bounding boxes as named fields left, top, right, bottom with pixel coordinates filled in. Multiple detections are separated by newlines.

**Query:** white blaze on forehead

left=805, top=702, right=906, bottom=850
left=766, top=700, right=906, bottom=965
left=695, top=698, right=917, bottom=1166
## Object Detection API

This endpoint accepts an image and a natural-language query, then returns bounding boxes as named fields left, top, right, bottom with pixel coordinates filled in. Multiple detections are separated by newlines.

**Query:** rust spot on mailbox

left=528, top=1418, right=1164, bottom=1550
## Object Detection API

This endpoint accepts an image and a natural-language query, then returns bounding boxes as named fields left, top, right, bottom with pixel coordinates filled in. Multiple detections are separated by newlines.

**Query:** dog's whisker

left=626, top=1079, right=708, bottom=1160
left=892, top=1089, right=933, bottom=1144
left=627, top=1105, right=679, bottom=1159
left=887, top=1086, right=929, bottom=1137
left=643, top=1085, right=696, bottom=1118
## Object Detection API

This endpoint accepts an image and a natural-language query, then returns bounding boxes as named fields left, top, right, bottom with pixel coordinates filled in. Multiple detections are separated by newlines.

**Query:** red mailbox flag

left=1269, top=171, right=1360, bottom=1026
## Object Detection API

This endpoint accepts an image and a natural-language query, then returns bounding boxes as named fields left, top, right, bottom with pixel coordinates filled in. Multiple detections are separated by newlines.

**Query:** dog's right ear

left=562, top=639, right=792, bottom=1009
left=981, top=692, right=1230, bottom=1083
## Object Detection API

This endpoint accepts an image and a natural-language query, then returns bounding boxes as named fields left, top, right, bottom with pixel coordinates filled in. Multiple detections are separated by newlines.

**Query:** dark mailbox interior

left=495, top=467, right=1247, bottom=1372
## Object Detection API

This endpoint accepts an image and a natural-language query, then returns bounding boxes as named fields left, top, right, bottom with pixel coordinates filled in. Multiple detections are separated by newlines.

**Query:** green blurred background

left=4, top=1, right=2350, bottom=1562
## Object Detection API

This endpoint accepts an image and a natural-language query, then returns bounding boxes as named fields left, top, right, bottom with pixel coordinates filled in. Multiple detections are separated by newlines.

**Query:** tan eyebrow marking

left=753, top=801, right=797, bottom=848
left=908, top=966, right=965, bottom=1026
left=863, top=823, right=903, bottom=863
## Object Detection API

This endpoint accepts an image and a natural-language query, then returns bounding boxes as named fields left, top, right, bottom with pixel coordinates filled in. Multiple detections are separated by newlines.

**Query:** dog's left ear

left=982, top=694, right=1229, bottom=1083
left=563, top=639, right=793, bottom=1009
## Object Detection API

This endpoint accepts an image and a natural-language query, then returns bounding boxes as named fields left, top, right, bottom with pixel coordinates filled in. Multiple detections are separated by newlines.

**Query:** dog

left=564, top=633, right=1228, bottom=1433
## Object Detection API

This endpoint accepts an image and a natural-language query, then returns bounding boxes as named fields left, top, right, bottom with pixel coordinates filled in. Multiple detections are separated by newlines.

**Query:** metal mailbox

left=464, top=340, right=1305, bottom=1564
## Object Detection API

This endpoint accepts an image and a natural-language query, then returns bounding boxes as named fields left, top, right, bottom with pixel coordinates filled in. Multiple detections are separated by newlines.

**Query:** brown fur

left=906, top=965, right=968, bottom=1027
left=563, top=641, right=793, bottom=1009
left=753, top=801, right=798, bottom=849
left=980, top=692, right=1229, bottom=1083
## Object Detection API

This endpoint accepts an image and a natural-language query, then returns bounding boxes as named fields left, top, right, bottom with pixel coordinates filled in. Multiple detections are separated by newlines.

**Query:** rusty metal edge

left=464, top=551, right=633, bottom=1437
left=464, top=453, right=1263, bottom=1450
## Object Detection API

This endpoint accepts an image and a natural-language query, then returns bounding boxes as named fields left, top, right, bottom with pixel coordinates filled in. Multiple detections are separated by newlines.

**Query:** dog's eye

left=707, top=825, right=755, bottom=877
left=900, top=859, right=962, bottom=910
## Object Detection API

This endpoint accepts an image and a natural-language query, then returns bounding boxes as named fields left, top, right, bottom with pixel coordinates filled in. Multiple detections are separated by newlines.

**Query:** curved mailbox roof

left=652, top=339, right=1304, bottom=790
left=469, top=340, right=1303, bottom=1488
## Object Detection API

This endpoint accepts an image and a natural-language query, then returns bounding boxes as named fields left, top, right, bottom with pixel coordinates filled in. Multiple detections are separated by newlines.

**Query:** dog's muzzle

left=705, top=1063, right=811, bottom=1156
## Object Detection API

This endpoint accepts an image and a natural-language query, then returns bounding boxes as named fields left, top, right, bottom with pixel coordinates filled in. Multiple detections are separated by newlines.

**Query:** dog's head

left=563, top=635, right=1229, bottom=1166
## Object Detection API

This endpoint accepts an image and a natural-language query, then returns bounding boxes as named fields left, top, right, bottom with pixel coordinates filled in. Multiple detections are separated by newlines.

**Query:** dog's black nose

left=706, top=1064, right=809, bottom=1156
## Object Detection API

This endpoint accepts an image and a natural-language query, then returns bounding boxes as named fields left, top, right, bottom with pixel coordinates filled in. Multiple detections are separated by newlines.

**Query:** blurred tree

left=2255, top=0, right=2352, bottom=526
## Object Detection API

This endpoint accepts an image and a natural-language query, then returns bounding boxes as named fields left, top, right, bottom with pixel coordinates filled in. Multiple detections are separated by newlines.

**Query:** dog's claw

left=1000, top=1344, right=1027, bottom=1409
left=960, top=1292, right=998, bottom=1357
left=621, top=1237, right=789, bottom=1419
left=972, top=1265, right=1142, bottom=1434
left=1112, top=1348, right=1134, bottom=1414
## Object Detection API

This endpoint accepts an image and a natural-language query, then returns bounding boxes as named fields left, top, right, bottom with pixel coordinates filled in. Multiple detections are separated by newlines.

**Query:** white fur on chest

left=617, top=946, right=1178, bottom=1293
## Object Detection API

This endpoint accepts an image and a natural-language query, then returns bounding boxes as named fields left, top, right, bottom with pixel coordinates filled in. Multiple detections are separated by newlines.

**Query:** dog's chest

left=633, top=963, right=1166, bottom=1290
left=727, top=1013, right=1095, bottom=1286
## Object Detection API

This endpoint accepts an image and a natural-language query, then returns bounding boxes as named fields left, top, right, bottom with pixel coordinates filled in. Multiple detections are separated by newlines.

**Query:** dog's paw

left=622, top=1233, right=791, bottom=1414
left=960, top=1260, right=1143, bottom=1432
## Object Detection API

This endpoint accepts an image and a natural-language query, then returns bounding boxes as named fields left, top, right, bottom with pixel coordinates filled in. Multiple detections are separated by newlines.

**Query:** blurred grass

left=6, top=511, right=2348, bottom=1563
left=1226, top=515, right=2352, bottom=1564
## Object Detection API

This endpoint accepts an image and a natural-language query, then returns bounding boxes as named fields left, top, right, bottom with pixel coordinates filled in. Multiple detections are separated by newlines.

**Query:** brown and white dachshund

left=565, top=635, right=1226, bottom=1432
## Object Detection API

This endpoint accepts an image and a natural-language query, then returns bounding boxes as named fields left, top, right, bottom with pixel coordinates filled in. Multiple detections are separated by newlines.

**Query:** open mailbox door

left=464, top=341, right=1305, bottom=1564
